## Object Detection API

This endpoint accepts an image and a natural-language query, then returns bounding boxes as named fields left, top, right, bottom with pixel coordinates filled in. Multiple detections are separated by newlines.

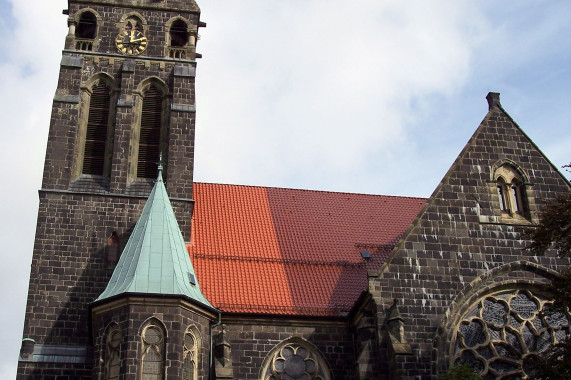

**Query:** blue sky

left=0, top=0, right=570, bottom=377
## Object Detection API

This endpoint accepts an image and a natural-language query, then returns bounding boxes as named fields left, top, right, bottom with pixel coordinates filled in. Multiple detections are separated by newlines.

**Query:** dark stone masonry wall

left=91, top=301, right=213, bottom=380
left=370, top=103, right=571, bottom=379
left=220, top=318, right=357, bottom=379
left=18, top=192, right=192, bottom=377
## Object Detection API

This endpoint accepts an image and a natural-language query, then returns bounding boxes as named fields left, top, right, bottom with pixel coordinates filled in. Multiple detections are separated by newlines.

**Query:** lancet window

left=140, top=321, right=165, bottom=380
left=75, top=11, right=97, bottom=51
left=83, top=80, right=112, bottom=176
left=103, top=324, right=121, bottom=380
left=183, top=327, right=200, bottom=380
left=137, top=84, right=164, bottom=179
left=494, top=164, right=530, bottom=220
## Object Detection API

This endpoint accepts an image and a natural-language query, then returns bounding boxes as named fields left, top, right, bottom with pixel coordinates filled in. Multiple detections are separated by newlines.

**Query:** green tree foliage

left=521, top=172, right=571, bottom=379
left=437, top=364, right=482, bottom=380
left=521, top=192, right=571, bottom=259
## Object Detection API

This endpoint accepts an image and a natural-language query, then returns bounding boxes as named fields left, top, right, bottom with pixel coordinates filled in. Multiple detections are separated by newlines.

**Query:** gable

left=370, top=93, right=571, bottom=376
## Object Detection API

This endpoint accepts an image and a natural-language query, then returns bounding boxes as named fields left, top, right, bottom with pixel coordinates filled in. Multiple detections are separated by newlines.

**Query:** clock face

left=116, top=29, right=148, bottom=55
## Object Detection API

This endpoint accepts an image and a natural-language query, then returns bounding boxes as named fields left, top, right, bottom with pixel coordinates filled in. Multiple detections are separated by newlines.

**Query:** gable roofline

left=375, top=92, right=570, bottom=277
left=488, top=93, right=570, bottom=187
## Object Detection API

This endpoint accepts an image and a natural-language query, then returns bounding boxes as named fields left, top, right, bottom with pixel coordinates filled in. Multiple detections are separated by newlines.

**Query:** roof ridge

left=194, top=181, right=428, bottom=200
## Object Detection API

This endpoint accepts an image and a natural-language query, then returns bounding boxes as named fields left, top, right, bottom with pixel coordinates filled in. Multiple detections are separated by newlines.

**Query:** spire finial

left=157, top=152, right=164, bottom=182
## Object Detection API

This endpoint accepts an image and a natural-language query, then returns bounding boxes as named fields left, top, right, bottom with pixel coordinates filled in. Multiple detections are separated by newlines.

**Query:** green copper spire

left=96, top=163, right=213, bottom=309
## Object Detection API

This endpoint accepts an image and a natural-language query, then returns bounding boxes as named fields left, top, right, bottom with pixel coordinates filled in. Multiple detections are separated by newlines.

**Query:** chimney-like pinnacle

left=486, top=92, right=501, bottom=110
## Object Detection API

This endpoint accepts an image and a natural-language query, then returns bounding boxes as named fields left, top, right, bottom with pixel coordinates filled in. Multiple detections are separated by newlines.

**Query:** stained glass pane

left=545, top=310, right=569, bottom=328
left=452, top=289, right=571, bottom=379
left=493, top=342, right=519, bottom=360
left=505, top=330, right=523, bottom=355
left=555, top=329, right=567, bottom=343
left=482, top=299, right=507, bottom=328
left=477, top=346, right=494, bottom=360
left=282, top=346, right=294, bottom=358
left=459, top=320, right=487, bottom=347
left=183, top=356, right=195, bottom=380
left=489, top=358, right=519, bottom=374
left=144, top=327, right=162, bottom=345
left=508, top=315, right=522, bottom=329
left=522, top=323, right=536, bottom=352
left=510, top=293, right=538, bottom=320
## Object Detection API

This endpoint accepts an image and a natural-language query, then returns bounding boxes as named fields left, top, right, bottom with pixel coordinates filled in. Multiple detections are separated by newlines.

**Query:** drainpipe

left=209, top=311, right=222, bottom=380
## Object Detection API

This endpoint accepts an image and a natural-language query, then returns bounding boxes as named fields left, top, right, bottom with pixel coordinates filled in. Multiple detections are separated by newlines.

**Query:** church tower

left=18, top=1, right=210, bottom=378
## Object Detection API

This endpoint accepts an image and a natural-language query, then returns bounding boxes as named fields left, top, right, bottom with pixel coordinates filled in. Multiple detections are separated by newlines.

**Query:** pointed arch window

left=137, top=84, right=164, bottom=179
left=83, top=80, right=112, bottom=176
left=141, top=321, right=165, bottom=380
left=166, top=18, right=195, bottom=59
left=103, top=324, right=122, bottom=380
left=170, top=20, right=189, bottom=48
left=183, top=327, right=200, bottom=380
left=494, top=164, right=530, bottom=220
left=496, top=178, right=508, bottom=212
left=75, top=11, right=97, bottom=51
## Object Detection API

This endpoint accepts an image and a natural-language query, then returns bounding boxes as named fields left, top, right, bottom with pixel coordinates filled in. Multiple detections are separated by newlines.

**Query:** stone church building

left=17, top=1, right=570, bottom=379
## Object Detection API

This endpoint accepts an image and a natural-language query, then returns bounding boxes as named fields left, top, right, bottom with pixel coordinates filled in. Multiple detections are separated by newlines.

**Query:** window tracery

left=166, top=18, right=196, bottom=59
left=140, top=321, right=165, bottom=380
left=260, top=338, right=331, bottom=380
left=104, top=324, right=121, bottom=380
left=183, top=326, right=200, bottom=380
left=493, top=164, right=530, bottom=221
left=452, top=289, right=570, bottom=379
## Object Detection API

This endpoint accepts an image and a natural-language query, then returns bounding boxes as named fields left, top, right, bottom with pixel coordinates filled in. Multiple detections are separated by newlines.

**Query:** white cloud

left=0, top=1, right=67, bottom=378
left=195, top=1, right=491, bottom=192
left=0, top=0, right=569, bottom=377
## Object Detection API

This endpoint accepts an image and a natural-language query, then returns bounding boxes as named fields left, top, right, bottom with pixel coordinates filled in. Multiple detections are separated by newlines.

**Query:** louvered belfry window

left=83, top=81, right=111, bottom=176
left=137, top=85, right=163, bottom=179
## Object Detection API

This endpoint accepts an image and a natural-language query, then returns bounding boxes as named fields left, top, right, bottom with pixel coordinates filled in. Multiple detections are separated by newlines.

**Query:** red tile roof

left=187, top=183, right=426, bottom=317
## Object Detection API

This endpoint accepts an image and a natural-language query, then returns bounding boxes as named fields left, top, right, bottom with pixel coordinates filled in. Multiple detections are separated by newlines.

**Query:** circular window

left=452, top=289, right=570, bottom=379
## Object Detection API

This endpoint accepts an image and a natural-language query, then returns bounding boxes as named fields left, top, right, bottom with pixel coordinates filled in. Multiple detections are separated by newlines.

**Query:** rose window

left=261, top=340, right=331, bottom=380
left=452, top=289, right=570, bottom=379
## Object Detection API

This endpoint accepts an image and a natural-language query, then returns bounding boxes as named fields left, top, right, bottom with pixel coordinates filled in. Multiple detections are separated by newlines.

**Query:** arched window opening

left=496, top=178, right=508, bottom=212
left=75, top=12, right=97, bottom=50
left=141, top=322, right=165, bottom=380
left=170, top=20, right=189, bottom=47
left=260, top=337, right=332, bottom=380
left=76, top=12, right=97, bottom=39
left=104, top=325, right=121, bottom=380
left=451, top=288, right=570, bottom=379
left=83, top=81, right=112, bottom=176
left=183, top=327, right=199, bottom=380
left=137, top=84, right=163, bottom=179
left=511, top=179, right=528, bottom=216
left=106, top=231, right=120, bottom=268
left=493, top=164, right=531, bottom=220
